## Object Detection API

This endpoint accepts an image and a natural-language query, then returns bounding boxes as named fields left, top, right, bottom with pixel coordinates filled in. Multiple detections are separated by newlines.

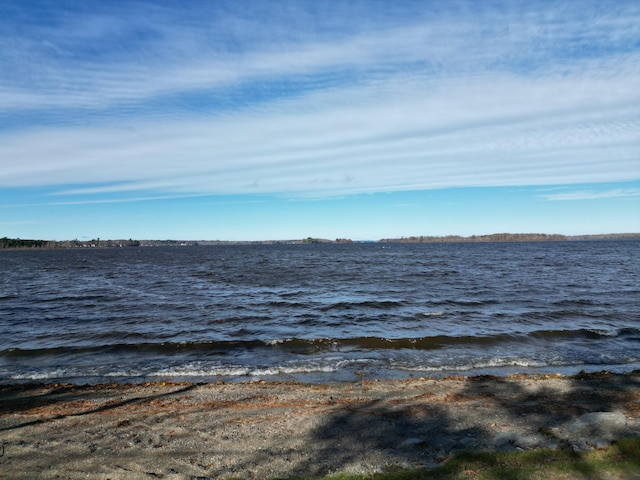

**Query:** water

left=1, top=241, right=639, bottom=384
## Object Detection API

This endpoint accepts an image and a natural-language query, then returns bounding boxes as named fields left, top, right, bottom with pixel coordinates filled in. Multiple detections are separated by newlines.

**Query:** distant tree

left=0, top=237, right=47, bottom=248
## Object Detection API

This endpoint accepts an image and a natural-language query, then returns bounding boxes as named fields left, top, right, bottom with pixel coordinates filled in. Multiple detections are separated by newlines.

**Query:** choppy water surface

left=1, top=241, right=639, bottom=384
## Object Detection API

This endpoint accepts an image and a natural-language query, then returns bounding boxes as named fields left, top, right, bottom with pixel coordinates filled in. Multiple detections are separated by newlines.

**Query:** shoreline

left=2, top=367, right=639, bottom=387
left=2, top=371, right=638, bottom=479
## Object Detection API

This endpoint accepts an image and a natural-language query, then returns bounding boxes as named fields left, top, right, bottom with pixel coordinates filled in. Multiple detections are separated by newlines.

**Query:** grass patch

left=282, top=437, right=640, bottom=480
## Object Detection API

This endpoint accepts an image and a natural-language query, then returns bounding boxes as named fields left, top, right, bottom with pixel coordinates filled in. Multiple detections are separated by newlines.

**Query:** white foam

left=264, top=338, right=290, bottom=346
left=104, top=370, right=147, bottom=377
left=250, top=365, right=338, bottom=376
left=9, top=370, right=67, bottom=381
left=150, top=365, right=251, bottom=377
left=586, top=328, right=617, bottom=337
left=394, top=357, right=551, bottom=373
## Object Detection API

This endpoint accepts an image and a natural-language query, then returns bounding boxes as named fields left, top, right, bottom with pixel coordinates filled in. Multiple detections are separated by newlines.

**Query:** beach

left=1, top=371, right=638, bottom=479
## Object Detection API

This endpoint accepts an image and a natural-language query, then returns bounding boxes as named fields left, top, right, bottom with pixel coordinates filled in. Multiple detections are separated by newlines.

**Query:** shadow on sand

left=0, top=382, right=198, bottom=432
left=287, top=372, right=639, bottom=478
left=1, top=373, right=638, bottom=479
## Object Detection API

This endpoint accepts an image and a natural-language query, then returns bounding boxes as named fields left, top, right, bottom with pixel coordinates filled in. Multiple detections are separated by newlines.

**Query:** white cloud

left=540, top=188, right=640, bottom=201
left=1, top=64, right=639, bottom=199
left=1, top=2, right=639, bottom=201
left=2, top=2, right=639, bottom=112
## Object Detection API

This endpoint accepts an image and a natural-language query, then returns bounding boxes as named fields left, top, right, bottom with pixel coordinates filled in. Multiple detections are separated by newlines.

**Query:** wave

left=3, top=327, right=638, bottom=358
left=427, top=299, right=501, bottom=307
left=0, top=293, right=20, bottom=301
left=5, top=354, right=639, bottom=384
left=36, top=293, right=117, bottom=304
left=319, top=300, right=404, bottom=311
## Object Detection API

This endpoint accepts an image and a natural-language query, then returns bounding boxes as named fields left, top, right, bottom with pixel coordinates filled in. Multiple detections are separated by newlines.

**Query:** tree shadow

left=0, top=382, right=198, bottom=431
left=287, top=372, right=639, bottom=478
left=294, top=397, right=486, bottom=477
left=0, top=383, right=92, bottom=415
left=461, top=371, right=639, bottom=435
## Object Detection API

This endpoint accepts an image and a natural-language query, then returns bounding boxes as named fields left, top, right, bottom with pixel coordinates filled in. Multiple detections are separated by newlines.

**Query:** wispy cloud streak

left=541, top=188, right=640, bottom=201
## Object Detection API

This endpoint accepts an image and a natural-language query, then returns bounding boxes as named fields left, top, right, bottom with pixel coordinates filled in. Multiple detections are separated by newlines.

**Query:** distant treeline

left=0, top=237, right=50, bottom=248
left=379, top=233, right=640, bottom=243
left=0, top=237, right=141, bottom=249
left=2, top=233, right=639, bottom=249
left=568, top=233, right=640, bottom=241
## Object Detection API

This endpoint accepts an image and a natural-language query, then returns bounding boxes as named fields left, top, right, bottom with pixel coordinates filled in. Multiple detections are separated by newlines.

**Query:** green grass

left=280, top=437, right=640, bottom=480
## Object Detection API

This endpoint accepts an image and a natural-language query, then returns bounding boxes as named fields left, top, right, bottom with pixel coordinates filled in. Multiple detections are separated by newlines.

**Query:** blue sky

left=1, top=0, right=639, bottom=241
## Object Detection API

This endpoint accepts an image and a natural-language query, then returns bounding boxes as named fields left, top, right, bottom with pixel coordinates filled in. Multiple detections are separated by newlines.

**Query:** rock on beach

left=568, top=411, right=628, bottom=437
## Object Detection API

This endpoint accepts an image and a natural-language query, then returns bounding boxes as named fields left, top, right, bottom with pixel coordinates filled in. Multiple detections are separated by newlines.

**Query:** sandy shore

left=1, top=371, right=638, bottom=479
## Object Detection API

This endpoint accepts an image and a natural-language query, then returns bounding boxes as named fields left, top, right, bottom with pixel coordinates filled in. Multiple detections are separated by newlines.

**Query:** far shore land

left=1, top=371, right=638, bottom=479
left=2, top=232, right=640, bottom=250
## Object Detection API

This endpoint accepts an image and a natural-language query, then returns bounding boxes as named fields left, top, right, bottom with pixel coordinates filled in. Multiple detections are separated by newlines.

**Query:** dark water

left=1, top=241, right=639, bottom=384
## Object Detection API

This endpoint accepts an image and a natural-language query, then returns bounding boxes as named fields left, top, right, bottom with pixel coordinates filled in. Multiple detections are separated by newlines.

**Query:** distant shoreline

left=378, top=232, right=640, bottom=243
left=2, top=233, right=639, bottom=249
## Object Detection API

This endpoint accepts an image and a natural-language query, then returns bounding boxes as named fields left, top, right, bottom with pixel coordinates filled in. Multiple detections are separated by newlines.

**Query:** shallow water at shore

left=1, top=241, right=639, bottom=384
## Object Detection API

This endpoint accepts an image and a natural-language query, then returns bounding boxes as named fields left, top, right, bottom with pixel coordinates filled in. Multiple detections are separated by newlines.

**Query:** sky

left=1, top=0, right=639, bottom=241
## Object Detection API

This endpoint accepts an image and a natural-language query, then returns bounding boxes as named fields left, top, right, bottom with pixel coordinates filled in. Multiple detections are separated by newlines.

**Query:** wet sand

left=1, top=372, right=639, bottom=479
